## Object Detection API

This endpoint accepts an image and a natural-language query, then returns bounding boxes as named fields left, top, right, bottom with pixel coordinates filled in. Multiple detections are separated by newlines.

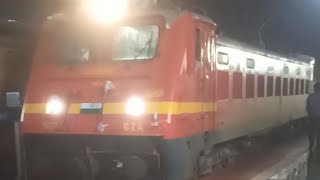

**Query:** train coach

left=20, top=1, right=314, bottom=180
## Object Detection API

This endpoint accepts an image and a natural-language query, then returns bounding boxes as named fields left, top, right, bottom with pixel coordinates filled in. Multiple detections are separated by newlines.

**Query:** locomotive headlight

left=125, top=96, right=145, bottom=116
left=46, top=96, right=66, bottom=115
left=83, top=0, right=127, bottom=23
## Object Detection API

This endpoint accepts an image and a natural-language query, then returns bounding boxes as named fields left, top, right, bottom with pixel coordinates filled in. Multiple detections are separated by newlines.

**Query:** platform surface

left=308, top=161, right=320, bottom=180
left=200, top=136, right=309, bottom=180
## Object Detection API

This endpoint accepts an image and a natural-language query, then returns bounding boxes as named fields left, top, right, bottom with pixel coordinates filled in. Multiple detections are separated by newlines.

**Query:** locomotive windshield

left=57, top=26, right=91, bottom=65
left=112, top=25, right=159, bottom=61
left=56, top=24, right=159, bottom=64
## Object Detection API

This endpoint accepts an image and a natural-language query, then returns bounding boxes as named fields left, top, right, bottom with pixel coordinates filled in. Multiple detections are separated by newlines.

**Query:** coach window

left=233, top=72, right=243, bottom=99
left=306, top=80, right=310, bottom=94
left=283, top=78, right=288, bottom=96
left=267, top=76, right=274, bottom=97
left=300, top=79, right=305, bottom=94
left=289, top=79, right=294, bottom=95
left=195, top=28, right=201, bottom=62
left=258, top=75, right=265, bottom=97
left=217, top=52, right=229, bottom=65
left=217, top=71, right=229, bottom=100
left=246, top=58, right=255, bottom=69
left=275, top=77, right=281, bottom=96
left=284, top=66, right=289, bottom=74
left=267, top=66, right=274, bottom=73
left=246, top=74, right=254, bottom=98
left=295, top=79, right=300, bottom=95
left=306, top=69, right=312, bottom=79
left=296, top=68, right=301, bottom=76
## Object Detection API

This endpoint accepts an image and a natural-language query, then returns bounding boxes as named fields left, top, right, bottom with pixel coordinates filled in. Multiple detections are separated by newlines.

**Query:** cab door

left=202, top=28, right=215, bottom=131
left=195, top=23, right=215, bottom=132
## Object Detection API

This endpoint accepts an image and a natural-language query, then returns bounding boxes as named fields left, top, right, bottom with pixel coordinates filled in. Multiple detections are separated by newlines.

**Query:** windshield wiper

left=133, top=32, right=154, bottom=60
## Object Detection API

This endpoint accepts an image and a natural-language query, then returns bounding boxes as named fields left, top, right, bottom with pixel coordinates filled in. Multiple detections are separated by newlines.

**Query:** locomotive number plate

left=123, top=122, right=143, bottom=132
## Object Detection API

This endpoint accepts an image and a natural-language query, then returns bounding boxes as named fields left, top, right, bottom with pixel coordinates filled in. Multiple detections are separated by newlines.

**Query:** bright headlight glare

left=125, top=96, right=145, bottom=116
left=83, top=0, right=127, bottom=23
left=45, top=97, right=66, bottom=115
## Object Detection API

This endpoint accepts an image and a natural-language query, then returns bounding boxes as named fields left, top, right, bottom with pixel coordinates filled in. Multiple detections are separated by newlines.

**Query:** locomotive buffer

left=201, top=136, right=308, bottom=180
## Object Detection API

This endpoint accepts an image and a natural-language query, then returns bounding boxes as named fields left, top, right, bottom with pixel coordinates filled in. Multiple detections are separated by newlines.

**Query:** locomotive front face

left=21, top=9, right=214, bottom=179
left=21, top=13, right=172, bottom=137
left=19, top=3, right=226, bottom=178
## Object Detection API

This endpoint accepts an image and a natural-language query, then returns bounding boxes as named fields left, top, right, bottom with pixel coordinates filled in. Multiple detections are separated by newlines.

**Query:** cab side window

left=195, top=28, right=201, bottom=62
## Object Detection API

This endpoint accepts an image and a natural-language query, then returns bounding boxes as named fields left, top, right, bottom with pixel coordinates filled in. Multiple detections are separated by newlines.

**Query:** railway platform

left=200, top=136, right=309, bottom=180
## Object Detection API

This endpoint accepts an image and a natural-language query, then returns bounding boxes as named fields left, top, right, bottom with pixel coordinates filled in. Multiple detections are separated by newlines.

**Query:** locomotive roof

left=45, top=7, right=216, bottom=27
left=217, top=35, right=314, bottom=65
left=45, top=8, right=314, bottom=66
left=136, top=8, right=216, bottom=26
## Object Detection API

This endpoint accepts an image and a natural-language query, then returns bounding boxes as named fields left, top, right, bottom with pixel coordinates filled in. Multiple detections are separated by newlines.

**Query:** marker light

left=83, top=0, right=127, bottom=23
left=125, top=96, right=145, bottom=116
left=46, top=97, right=66, bottom=115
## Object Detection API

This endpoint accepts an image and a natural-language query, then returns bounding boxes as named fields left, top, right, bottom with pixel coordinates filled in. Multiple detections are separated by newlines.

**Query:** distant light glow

left=83, top=0, right=127, bottom=23
left=310, top=60, right=315, bottom=65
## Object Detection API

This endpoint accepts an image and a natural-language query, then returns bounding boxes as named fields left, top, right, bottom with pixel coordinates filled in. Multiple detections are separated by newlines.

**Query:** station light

left=83, top=0, right=128, bottom=23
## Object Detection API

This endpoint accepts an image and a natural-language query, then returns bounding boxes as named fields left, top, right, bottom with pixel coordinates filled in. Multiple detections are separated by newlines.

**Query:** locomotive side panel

left=160, top=16, right=218, bottom=180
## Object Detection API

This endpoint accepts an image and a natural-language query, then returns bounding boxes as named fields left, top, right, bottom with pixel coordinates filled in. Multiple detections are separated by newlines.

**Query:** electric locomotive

left=21, top=1, right=314, bottom=180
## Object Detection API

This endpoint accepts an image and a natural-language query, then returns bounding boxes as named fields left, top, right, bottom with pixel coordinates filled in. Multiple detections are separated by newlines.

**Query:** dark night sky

left=0, top=0, right=319, bottom=59
left=195, top=0, right=320, bottom=59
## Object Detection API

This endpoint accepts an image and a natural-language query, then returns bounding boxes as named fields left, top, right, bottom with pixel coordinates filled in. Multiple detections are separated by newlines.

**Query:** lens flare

left=83, top=0, right=127, bottom=23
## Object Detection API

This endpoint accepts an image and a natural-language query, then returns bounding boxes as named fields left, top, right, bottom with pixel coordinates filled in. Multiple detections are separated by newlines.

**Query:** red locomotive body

left=22, top=13, right=215, bottom=139
left=21, top=3, right=314, bottom=180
